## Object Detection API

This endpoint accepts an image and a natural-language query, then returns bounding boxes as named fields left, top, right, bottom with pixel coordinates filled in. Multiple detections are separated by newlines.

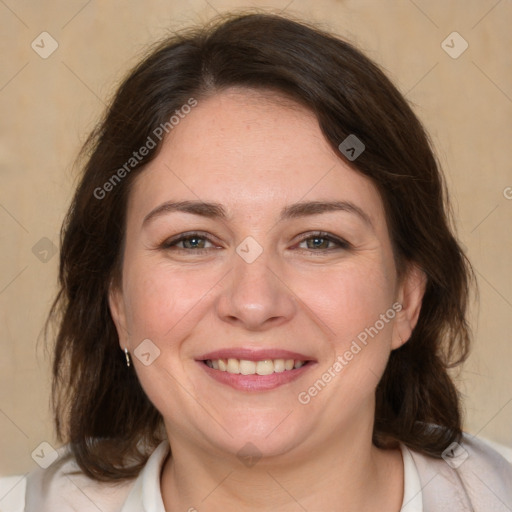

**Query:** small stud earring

left=124, top=348, right=131, bottom=367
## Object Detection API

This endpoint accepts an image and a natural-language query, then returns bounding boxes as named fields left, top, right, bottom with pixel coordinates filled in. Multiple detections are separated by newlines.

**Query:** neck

left=160, top=419, right=403, bottom=512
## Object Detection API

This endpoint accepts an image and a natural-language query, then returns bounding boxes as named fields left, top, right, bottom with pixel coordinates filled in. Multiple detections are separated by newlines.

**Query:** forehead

left=128, top=88, right=386, bottom=228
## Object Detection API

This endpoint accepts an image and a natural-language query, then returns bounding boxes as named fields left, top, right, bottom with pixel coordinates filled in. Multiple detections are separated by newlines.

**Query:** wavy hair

left=47, top=11, right=474, bottom=481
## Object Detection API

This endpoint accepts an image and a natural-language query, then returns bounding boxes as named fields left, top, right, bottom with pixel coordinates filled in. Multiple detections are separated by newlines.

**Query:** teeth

left=240, top=360, right=256, bottom=375
left=227, top=358, right=240, bottom=374
left=273, top=359, right=285, bottom=372
left=256, top=360, right=274, bottom=376
left=205, top=358, right=307, bottom=375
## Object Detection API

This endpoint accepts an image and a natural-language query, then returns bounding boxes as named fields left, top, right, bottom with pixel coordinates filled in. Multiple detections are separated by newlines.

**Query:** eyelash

left=159, top=231, right=351, bottom=254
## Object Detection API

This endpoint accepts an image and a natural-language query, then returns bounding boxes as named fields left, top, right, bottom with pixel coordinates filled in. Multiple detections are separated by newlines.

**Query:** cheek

left=306, top=268, right=398, bottom=399
left=298, top=260, right=396, bottom=342
left=120, top=261, right=219, bottom=416
left=122, top=259, right=220, bottom=342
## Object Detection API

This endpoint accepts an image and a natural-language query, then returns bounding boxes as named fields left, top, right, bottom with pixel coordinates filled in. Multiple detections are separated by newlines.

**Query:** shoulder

left=0, top=474, right=26, bottom=512
left=0, top=444, right=135, bottom=512
left=408, top=432, right=512, bottom=511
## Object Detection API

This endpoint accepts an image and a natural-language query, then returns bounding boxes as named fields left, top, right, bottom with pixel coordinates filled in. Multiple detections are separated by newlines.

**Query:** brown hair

left=48, top=11, right=474, bottom=481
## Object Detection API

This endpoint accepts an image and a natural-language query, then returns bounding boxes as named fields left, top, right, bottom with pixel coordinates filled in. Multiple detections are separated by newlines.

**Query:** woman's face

left=110, top=89, right=424, bottom=461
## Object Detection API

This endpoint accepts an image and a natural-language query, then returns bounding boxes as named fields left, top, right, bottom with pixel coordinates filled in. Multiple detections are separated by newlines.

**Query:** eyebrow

left=142, top=199, right=373, bottom=229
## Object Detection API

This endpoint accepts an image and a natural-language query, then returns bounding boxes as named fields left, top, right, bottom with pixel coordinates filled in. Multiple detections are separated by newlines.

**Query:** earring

left=124, top=348, right=131, bottom=367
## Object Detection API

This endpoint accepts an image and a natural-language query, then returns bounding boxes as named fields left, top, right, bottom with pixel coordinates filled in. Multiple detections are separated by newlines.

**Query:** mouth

left=196, top=349, right=316, bottom=391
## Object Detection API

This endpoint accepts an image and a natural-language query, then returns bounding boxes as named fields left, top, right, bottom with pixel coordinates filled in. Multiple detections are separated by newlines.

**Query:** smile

left=204, top=358, right=306, bottom=375
left=197, top=349, right=315, bottom=391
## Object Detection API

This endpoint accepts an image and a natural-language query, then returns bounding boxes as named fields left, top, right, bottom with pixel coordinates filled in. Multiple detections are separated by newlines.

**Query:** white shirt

left=4, top=433, right=512, bottom=511
left=0, top=440, right=423, bottom=512
left=400, top=443, right=423, bottom=511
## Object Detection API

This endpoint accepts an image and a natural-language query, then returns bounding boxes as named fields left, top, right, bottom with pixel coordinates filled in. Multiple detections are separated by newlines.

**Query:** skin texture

left=109, top=88, right=426, bottom=511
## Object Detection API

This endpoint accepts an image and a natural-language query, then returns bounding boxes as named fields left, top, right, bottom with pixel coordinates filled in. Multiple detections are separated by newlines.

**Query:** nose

left=215, top=247, right=297, bottom=331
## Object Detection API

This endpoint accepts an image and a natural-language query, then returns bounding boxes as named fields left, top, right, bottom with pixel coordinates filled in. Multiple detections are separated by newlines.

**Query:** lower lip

left=197, top=361, right=315, bottom=391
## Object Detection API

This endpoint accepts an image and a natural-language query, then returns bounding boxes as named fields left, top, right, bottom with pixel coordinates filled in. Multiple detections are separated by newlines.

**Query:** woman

left=1, top=12, right=511, bottom=512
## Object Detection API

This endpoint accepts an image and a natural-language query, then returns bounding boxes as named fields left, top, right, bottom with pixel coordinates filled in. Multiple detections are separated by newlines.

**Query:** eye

left=160, top=232, right=218, bottom=252
left=296, top=232, right=350, bottom=251
left=158, top=231, right=350, bottom=254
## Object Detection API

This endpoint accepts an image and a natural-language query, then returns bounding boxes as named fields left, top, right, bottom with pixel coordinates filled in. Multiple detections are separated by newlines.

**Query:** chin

left=205, top=414, right=310, bottom=463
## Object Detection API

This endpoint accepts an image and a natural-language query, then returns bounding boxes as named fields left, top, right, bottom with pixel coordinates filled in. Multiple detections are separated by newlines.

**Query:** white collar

left=119, top=441, right=423, bottom=511
left=120, top=440, right=169, bottom=512
left=400, top=442, right=424, bottom=511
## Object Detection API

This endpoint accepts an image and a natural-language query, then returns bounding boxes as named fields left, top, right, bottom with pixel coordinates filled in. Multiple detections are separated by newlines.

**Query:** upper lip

left=197, top=348, right=315, bottom=362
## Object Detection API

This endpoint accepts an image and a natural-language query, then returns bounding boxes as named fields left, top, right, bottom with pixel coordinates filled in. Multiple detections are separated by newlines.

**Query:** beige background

left=0, top=0, right=511, bottom=475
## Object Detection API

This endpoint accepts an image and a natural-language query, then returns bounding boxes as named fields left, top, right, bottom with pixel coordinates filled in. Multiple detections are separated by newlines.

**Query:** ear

left=391, top=264, right=427, bottom=350
left=108, top=280, right=129, bottom=350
